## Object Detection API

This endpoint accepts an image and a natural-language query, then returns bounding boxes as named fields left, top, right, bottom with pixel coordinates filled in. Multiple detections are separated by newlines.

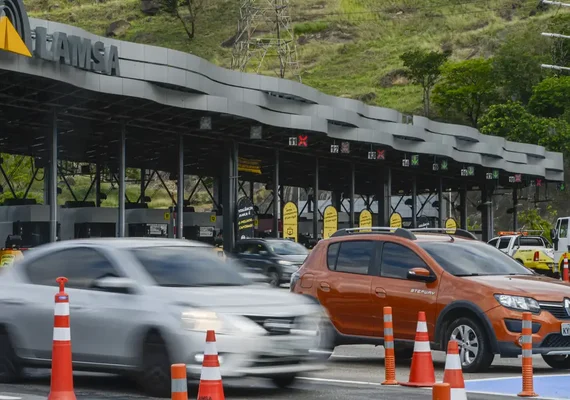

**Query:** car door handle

left=374, top=287, right=387, bottom=298
left=320, top=282, right=331, bottom=292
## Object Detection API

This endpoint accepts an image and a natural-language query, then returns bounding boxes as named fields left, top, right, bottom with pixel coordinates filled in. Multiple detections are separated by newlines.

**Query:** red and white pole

left=563, top=255, right=569, bottom=282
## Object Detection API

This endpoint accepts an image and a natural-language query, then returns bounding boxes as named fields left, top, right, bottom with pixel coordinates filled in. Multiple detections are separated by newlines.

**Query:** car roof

left=324, top=232, right=473, bottom=244
left=28, top=238, right=213, bottom=251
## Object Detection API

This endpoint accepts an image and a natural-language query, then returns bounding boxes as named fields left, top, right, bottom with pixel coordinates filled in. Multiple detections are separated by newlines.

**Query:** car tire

left=138, top=332, right=173, bottom=398
left=267, top=270, right=280, bottom=287
left=445, top=317, right=494, bottom=373
left=394, top=345, right=414, bottom=360
left=542, top=354, right=570, bottom=369
left=271, top=373, right=297, bottom=388
left=311, top=318, right=335, bottom=361
left=0, top=330, right=23, bottom=383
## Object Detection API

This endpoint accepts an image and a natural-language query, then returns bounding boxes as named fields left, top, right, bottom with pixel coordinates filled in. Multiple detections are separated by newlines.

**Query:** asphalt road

left=0, top=344, right=548, bottom=400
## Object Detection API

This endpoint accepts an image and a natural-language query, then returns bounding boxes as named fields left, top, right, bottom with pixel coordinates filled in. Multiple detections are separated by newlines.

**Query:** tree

left=432, top=58, right=499, bottom=127
left=528, top=76, right=570, bottom=119
left=161, top=0, right=209, bottom=40
left=399, top=49, right=451, bottom=117
left=518, top=207, right=556, bottom=242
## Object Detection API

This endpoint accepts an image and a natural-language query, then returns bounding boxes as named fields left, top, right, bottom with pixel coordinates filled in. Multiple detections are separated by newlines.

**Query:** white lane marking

left=298, top=377, right=383, bottom=386
left=0, top=396, right=22, bottom=399
left=331, top=354, right=371, bottom=359
left=463, top=389, right=566, bottom=400
left=464, top=373, right=570, bottom=383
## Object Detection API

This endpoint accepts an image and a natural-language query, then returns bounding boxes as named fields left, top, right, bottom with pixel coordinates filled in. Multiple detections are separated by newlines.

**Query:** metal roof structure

left=0, top=15, right=563, bottom=196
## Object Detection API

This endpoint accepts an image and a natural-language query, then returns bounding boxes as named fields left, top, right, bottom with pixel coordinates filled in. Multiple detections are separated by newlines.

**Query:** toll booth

left=60, top=201, right=116, bottom=240
left=167, top=207, right=221, bottom=244
left=126, top=206, right=169, bottom=238
left=0, top=200, right=59, bottom=246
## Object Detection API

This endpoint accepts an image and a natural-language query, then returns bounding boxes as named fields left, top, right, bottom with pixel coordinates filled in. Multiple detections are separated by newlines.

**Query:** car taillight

left=534, top=251, right=540, bottom=262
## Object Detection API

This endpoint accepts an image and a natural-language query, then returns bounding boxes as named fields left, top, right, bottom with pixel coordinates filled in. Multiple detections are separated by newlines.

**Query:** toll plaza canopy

left=0, top=1, right=564, bottom=247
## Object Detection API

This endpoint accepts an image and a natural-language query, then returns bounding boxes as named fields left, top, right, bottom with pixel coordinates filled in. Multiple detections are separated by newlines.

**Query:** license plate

left=562, top=323, right=570, bottom=336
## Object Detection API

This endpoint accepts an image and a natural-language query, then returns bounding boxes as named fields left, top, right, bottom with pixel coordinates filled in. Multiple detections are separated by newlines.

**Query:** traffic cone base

left=401, top=312, right=435, bottom=387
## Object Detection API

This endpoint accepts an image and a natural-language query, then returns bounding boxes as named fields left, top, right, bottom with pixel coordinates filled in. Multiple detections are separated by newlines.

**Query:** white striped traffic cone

left=197, top=330, right=224, bottom=400
left=400, top=311, right=435, bottom=387
left=442, top=341, right=467, bottom=400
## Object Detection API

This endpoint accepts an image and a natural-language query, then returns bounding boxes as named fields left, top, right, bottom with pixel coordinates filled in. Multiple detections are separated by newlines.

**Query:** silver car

left=0, top=238, right=325, bottom=397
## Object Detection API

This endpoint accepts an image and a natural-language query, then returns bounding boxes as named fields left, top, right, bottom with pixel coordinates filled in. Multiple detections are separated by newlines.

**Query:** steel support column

left=438, top=177, right=444, bottom=228
left=49, top=110, right=58, bottom=242
left=117, top=123, right=126, bottom=237
left=222, top=141, right=237, bottom=252
left=349, top=163, right=355, bottom=228
left=378, top=167, right=391, bottom=226
left=140, top=169, right=146, bottom=205
left=460, top=185, right=467, bottom=230
left=313, top=158, right=319, bottom=239
left=513, top=188, right=518, bottom=232
left=95, top=164, right=101, bottom=207
left=411, top=176, right=417, bottom=228
left=273, top=150, right=280, bottom=237
left=176, top=134, right=184, bottom=238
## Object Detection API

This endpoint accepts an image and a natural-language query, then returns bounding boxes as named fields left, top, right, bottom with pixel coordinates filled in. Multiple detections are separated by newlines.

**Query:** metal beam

left=313, top=157, right=319, bottom=239
left=349, top=162, right=355, bottom=228
left=513, top=187, right=518, bottom=232
left=140, top=169, right=146, bottom=205
left=117, top=122, right=126, bottom=238
left=460, top=185, right=467, bottom=230
left=95, top=163, right=101, bottom=207
left=176, top=134, right=184, bottom=239
left=438, top=177, right=444, bottom=228
left=49, top=109, right=58, bottom=242
left=411, top=175, right=417, bottom=228
left=273, top=149, right=279, bottom=237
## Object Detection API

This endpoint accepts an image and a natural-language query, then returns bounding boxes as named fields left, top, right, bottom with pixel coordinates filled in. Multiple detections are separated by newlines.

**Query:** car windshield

left=130, top=246, right=251, bottom=287
left=418, top=241, right=534, bottom=277
left=266, top=240, right=308, bottom=256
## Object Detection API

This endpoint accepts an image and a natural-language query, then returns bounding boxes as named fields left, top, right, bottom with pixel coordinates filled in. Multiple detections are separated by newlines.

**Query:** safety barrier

left=518, top=312, right=537, bottom=397
left=381, top=306, right=398, bottom=385
left=433, top=383, right=451, bottom=400
left=400, top=311, right=435, bottom=387
left=171, top=364, right=188, bottom=400
left=563, top=254, right=569, bottom=282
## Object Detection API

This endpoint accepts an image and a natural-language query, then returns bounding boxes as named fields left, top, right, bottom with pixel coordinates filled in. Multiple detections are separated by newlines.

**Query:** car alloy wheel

left=268, top=271, right=280, bottom=287
left=450, top=324, right=479, bottom=367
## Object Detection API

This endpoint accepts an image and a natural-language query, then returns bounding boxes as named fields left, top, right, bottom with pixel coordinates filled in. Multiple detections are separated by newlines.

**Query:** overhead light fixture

left=200, top=116, right=212, bottom=130
left=250, top=125, right=262, bottom=139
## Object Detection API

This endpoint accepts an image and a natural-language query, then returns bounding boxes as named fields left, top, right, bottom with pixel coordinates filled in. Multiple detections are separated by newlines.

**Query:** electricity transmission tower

left=540, top=0, right=570, bottom=72
left=230, top=0, right=301, bottom=82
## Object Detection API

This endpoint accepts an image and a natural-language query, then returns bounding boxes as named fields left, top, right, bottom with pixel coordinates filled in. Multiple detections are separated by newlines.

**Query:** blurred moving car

left=0, top=238, right=325, bottom=397
left=234, top=238, right=309, bottom=287
left=291, top=227, right=570, bottom=373
left=0, top=235, right=27, bottom=267
left=488, top=231, right=556, bottom=276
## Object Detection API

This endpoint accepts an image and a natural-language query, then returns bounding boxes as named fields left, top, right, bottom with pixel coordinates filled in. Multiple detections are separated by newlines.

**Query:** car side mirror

left=407, top=267, right=436, bottom=283
left=551, top=229, right=558, bottom=241
left=92, top=277, right=136, bottom=294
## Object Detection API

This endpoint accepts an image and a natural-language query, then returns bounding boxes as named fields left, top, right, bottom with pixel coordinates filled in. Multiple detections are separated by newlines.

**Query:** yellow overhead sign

left=323, top=206, right=338, bottom=239
left=237, top=157, right=262, bottom=175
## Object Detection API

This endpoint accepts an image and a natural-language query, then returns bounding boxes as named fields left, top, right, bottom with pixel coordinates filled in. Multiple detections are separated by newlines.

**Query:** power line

left=540, top=0, right=570, bottom=72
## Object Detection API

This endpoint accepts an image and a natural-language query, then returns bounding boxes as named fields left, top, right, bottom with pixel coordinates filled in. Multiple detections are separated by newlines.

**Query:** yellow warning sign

left=164, top=212, right=170, bottom=221
left=0, top=17, right=32, bottom=57
left=323, top=206, right=338, bottom=239
left=390, top=212, right=402, bottom=228
left=359, top=209, right=372, bottom=232
left=0, top=254, right=14, bottom=267
left=210, top=215, right=216, bottom=223
left=282, top=202, right=298, bottom=242
left=445, top=217, right=457, bottom=234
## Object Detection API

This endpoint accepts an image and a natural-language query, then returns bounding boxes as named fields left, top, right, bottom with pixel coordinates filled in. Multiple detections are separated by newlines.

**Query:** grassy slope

left=18, top=0, right=568, bottom=206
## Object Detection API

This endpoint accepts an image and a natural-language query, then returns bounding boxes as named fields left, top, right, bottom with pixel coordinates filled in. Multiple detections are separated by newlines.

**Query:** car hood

left=147, top=285, right=317, bottom=314
left=278, top=254, right=308, bottom=264
left=466, top=275, right=570, bottom=302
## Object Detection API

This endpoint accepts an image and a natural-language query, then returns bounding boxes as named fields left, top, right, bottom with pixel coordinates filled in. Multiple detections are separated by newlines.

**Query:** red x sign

left=376, top=149, right=385, bottom=160
left=536, top=179, right=542, bottom=187
left=298, top=135, right=308, bottom=147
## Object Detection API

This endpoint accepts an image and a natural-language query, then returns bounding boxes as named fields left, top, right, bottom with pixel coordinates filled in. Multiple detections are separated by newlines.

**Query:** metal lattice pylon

left=230, top=0, right=301, bottom=82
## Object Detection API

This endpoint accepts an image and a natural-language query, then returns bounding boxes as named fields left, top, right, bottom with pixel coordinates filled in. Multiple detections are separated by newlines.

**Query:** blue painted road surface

left=466, top=374, right=570, bottom=399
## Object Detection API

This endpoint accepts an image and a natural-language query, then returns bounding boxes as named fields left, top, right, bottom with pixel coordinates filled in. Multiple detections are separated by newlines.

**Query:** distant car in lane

left=0, top=238, right=325, bottom=398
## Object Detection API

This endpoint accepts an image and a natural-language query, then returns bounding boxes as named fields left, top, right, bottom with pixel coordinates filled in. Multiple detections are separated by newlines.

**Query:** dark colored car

left=234, top=238, right=309, bottom=287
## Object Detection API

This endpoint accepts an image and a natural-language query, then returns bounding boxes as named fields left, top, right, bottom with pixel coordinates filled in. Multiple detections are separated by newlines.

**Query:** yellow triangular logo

left=0, top=16, right=31, bottom=57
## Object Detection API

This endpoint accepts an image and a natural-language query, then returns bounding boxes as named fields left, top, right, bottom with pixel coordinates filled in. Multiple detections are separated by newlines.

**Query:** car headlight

left=494, top=294, right=540, bottom=313
left=278, top=260, right=294, bottom=266
left=181, top=309, right=226, bottom=332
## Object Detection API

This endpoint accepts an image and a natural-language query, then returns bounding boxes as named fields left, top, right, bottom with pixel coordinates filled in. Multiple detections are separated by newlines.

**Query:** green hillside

left=25, top=0, right=568, bottom=114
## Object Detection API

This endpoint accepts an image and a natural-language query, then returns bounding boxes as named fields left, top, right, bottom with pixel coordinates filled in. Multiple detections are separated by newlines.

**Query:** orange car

left=291, top=227, right=570, bottom=372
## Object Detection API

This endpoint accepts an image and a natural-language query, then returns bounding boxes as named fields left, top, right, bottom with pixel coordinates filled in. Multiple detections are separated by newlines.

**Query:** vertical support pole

left=513, top=187, right=518, bottom=232
left=222, top=141, right=237, bottom=252
left=140, top=168, right=145, bottom=205
left=438, top=177, right=444, bottom=228
left=249, top=181, right=255, bottom=204
left=460, top=185, right=467, bottom=230
left=213, top=177, right=221, bottom=214
left=95, top=164, right=101, bottom=207
left=273, top=150, right=280, bottom=238
left=481, top=187, right=489, bottom=242
left=176, top=134, right=184, bottom=239
left=117, top=122, right=126, bottom=238
left=488, top=185, right=495, bottom=239
left=378, top=167, right=391, bottom=226
left=49, top=110, right=58, bottom=242
left=411, top=175, right=417, bottom=228
left=313, top=157, right=319, bottom=239
left=349, top=162, right=355, bottom=228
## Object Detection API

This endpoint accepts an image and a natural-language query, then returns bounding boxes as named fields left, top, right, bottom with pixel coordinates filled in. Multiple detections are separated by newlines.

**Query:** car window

left=488, top=238, right=498, bottom=247
left=265, top=240, right=309, bottom=256
left=520, top=237, right=544, bottom=247
left=418, top=241, right=533, bottom=276
left=130, top=246, right=250, bottom=287
left=327, top=243, right=340, bottom=270
left=329, top=241, right=374, bottom=275
left=381, top=242, right=429, bottom=279
left=25, top=247, right=120, bottom=289
left=498, top=238, right=511, bottom=249
left=240, top=243, right=260, bottom=254
left=561, top=219, right=569, bottom=239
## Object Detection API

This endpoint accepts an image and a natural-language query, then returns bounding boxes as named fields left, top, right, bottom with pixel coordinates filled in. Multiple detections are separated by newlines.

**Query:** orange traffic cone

left=400, top=311, right=435, bottom=387
left=48, top=277, right=76, bottom=400
left=171, top=364, right=188, bottom=400
left=443, top=341, right=467, bottom=400
left=197, top=330, right=224, bottom=400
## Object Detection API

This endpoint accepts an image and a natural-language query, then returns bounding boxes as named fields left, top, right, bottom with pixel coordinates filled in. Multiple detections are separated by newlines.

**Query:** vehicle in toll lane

left=291, top=227, right=570, bottom=373
left=0, top=238, right=325, bottom=398
left=233, top=238, right=309, bottom=287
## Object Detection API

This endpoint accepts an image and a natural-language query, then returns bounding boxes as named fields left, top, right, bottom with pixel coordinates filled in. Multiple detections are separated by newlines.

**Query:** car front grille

left=244, top=315, right=296, bottom=335
left=539, top=303, right=570, bottom=320
left=250, top=354, right=303, bottom=367
left=542, top=334, right=570, bottom=348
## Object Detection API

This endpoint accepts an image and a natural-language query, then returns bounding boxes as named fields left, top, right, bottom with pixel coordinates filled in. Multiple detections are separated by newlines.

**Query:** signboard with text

left=359, top=209, right=372, bottom=232
left=236, top=197, right=255, bottom=239
left=323, top=206, right=338, bottom=239
left=282, top=202, right=298, bottom=242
